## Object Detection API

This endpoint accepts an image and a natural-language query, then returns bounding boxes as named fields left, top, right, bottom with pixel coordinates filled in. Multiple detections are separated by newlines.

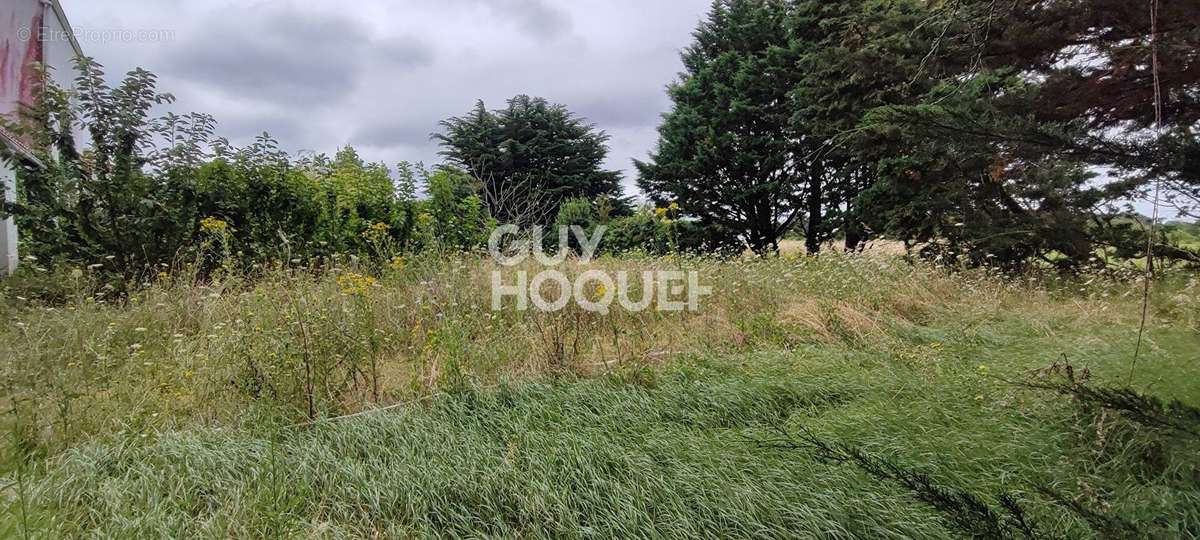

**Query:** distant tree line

left=0, top=60, right=723, bottom=292
left=639, top=0, right=1200, bottom=270
left=2, top=0, right=1197, bottom=285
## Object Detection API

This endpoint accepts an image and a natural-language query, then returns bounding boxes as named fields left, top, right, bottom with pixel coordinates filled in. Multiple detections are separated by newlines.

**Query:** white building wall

left=0, top=162, right=16, bottom=275
left=42, top=1, right=87, bottom=145
left=0, top=0, right=42, bottom=275
left=0, top=0, right=42, bottom=122
left=0, top=0, right=85, bottom=274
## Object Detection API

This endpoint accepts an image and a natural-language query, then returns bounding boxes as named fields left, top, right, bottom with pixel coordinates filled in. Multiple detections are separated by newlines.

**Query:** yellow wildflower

left=199, top=217, right=230, bottom=234
left=362, top=221, right=391, bottom=241
left=587, top=282, right=611, bottom=303
left=337, top=272, right=378, bottom=296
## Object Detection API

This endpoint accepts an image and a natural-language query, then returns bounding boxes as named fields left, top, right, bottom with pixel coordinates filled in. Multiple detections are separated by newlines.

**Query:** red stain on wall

left=2, top=6, right=44, bottom=103
left=1, top=5, right=43, bottom=150
left=18, top=11, right=43, bottom=110
left=0, top=41, right=10, bottom=89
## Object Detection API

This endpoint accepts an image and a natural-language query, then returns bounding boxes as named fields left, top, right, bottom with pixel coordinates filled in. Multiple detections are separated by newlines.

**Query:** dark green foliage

left=4, top=60, right=424, bottom=285
left=637, top=0, right=807, bottom=254
left=861, top=80, right=1112, bottom=270
left=7, top=0, right=1195, bottom=278
left=543, top=197, right=743, bottom=257
left=787, top=0, right=942, bottom=252
left=855, top=0, right=1200, bottom=269
left=598, top=210, right=670, bottom=254
left=180, top=136, right=324, bottom=270
left=8, top=59, right=179, bottom=284
left=592, top=206, right=742, bottom=256
left=637, top=0, right=1199, bottom=268
left=436, top=96, right=626, bottom=226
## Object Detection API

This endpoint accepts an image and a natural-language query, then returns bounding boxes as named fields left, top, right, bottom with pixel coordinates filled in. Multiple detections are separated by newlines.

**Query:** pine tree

left=788, top=0, right=936, bottom=251
left=436, top=96, right=625, bottom=226
left=637, top=0, right=807, bottom=254
left=857, top=0, right=1200, bottom=269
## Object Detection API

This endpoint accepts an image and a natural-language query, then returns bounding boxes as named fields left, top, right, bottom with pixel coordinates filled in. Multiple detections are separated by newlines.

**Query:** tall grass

left=13, top=349, right=1200, bottom=537
left=2, top=252, right=1197, bottom=537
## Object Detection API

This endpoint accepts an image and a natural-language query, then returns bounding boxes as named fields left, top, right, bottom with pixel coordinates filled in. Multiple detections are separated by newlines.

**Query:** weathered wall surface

left=1, top=1, right=85, bottom=273
left=43, top=8, right=78, bottom=95
left=1, top=163, right=16, bottom=274
left=1, top=0, right=44, bottom=150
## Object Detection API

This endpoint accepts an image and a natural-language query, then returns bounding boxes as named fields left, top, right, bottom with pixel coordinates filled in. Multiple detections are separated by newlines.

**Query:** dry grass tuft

left=829, top=301, right=882, bottom=343
left=778, top=299, right=836, bottom=343
left=778, top=299, right=883, bottom=345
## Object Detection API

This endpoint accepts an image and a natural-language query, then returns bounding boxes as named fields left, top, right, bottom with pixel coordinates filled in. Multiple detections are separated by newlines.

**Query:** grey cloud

left=498, top=0, right=572, bottom=41
left=215, top=112, right=305, bottom=147
left=575, top=89, right=672, bottom=130
left=58, top=0, right=712, bottom=198
left=379, top=36, right=435, bottom=69
left=350, top=121, right=439, bottom=149
left=452, top=0, right=572, bottom=42
left=161, top=6, right=431, bottom=107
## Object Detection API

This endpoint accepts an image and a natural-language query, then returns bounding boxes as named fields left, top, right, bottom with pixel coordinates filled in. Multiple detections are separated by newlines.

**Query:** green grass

left=2, top=254, right=1198, bottom=538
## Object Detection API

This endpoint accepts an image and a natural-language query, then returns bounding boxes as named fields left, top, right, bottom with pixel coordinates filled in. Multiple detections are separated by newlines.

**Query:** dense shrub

left=1, top=60, right=457, bottom=288
left=599, top=204, right=742, bottom=256
left=413, top=166, right=494, bottom=252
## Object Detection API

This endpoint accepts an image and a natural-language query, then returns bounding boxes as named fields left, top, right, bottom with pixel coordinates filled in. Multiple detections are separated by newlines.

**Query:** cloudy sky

left=58, top=0, right=712, bottom=196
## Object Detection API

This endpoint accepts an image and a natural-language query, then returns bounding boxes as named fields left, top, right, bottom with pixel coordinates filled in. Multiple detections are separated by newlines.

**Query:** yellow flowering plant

left=199, top=217, right=231, bottom=234
left=337, top=272, right=378, bottom=296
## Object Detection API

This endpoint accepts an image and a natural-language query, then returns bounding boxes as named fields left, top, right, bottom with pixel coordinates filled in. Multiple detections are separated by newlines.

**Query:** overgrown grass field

left=2, top=253, right=1198, bottom=537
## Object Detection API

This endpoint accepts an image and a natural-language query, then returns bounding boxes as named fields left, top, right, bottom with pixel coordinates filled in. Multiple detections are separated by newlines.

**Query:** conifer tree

left=436, top=96, right=625, bottom=226
left=637, top=0, right=807, bottom=254
left=858, top=0, right=1200, bottom=269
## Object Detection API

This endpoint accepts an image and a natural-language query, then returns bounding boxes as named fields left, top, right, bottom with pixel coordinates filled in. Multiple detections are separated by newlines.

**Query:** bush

left=414, top=166, right=494, bottom=252
left=2, top=61, right=435, bottom=288
left=600, top=205, right=742, bottom=256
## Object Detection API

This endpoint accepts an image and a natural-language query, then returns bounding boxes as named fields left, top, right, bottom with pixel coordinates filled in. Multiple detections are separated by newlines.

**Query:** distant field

left=2, top=254, right=1197, bottom=537
left=778, top=239, right=909, bottom=257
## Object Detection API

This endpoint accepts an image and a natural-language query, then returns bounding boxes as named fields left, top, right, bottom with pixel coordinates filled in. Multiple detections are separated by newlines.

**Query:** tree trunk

left=843, top=198, right=864, bottom=252
left=844, top=219, right=863, bottom=252
left=805, top=174, right=823, bottom=255
left=748, top=227, right=776, bottom=255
